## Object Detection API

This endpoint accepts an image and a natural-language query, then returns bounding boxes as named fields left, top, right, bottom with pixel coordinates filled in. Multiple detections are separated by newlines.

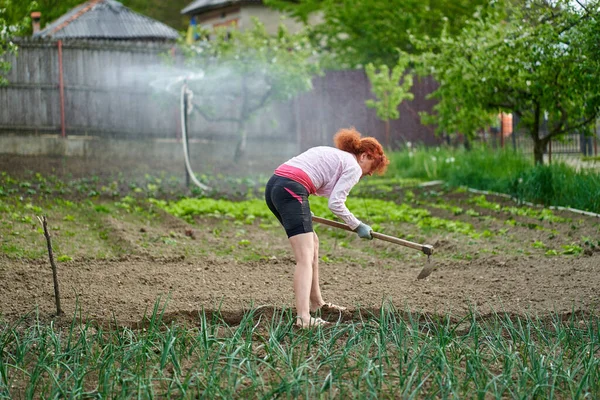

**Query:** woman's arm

left=327, top=168, right=361, bottom=230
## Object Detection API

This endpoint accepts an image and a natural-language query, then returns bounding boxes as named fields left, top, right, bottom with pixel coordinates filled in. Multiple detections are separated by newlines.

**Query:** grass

left=385, top=145, right=600, bottom=214
left=0, top=302, right=598, bottom=398
left=0, top=197, right=147, bottom=261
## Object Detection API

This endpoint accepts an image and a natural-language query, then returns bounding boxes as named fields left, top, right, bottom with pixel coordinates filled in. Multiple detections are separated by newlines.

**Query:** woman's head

left=333, top=128, right=389, bottom=176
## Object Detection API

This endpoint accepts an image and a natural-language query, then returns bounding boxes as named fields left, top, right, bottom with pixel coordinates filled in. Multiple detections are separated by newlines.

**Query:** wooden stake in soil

left=37, top=216, right=63, bottom=316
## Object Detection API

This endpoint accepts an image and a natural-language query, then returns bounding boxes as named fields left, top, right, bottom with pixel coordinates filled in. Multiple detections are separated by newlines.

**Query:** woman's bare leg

left=289, top=232, right=316, bottom=326
left=309, top=232, right=326, bottom=311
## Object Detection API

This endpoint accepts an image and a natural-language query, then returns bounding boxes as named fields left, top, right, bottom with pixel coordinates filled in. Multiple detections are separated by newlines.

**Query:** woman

left=265, top=128, right=389, bottom=328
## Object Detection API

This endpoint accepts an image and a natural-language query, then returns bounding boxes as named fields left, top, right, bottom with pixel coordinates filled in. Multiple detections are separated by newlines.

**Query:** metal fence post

left=511, top=113, right=518, bottom=151
left=594, top=120, right=600, bottom=157
left=58, top=40, right=66, bottom=138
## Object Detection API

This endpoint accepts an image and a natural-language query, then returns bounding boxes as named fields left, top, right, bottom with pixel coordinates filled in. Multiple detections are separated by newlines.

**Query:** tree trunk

left=234, top=124, right=247, bottom=163
left=531, top=102, right=545, bottom=165
left=234, top=75, right=249, bottom=163
left=464, top=135, right=471, bottom=151
left=385, top=120, right=390, bottom=148
left=532, top=138, right=546, bottom=165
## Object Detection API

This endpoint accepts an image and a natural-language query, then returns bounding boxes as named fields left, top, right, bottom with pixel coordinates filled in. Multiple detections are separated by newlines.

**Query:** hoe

left=312, top=216, right=435, bottom=279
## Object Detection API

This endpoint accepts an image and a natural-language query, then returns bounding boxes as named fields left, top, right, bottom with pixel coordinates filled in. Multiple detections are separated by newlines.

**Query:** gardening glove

left=354, top=222, right=373, bottom=240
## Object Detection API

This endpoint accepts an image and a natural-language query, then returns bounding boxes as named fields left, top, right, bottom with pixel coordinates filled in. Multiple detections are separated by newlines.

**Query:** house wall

left=194, top=5, right=242, bottom=32
left=191, top=4, right=318, bottom=35
left=239, top=5, right=308, bottom=34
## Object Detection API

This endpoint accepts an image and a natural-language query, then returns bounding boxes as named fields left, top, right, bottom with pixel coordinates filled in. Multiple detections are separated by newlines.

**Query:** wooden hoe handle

left=312, top=216, right=434, bottom=256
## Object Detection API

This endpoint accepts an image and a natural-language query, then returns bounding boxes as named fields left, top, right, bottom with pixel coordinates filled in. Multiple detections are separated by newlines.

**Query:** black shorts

left=265, top=174, right=313, bottom=238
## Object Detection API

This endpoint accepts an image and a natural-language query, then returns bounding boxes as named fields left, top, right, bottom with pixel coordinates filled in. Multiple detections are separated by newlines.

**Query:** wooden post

left=58, top=40, right=66, bottom=138
left=38, top=216, right=63, bottom=316
left=548, top=139, right=552, bottom=164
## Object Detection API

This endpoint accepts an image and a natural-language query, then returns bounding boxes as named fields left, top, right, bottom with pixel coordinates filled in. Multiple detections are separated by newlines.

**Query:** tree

left=3, top=0, right=189, bottom=35
left=265, top=0, right=489, bottom=68
left=0, top=0, right=36, bottom=84
left=413, top=0, right=600, bottom=164
left=365, top=52, right=414, bottom=148
left=181, top=20, right=321, bottom=162
left=2, top=0, right=81, bottom=35
left=118, top=0, right=190, bottom=31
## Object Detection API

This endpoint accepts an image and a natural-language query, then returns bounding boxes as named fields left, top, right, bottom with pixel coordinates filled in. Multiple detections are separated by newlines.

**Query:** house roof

left=181, top=0, right=263, bottom=16
left=34, top=0, right=180, bottom=40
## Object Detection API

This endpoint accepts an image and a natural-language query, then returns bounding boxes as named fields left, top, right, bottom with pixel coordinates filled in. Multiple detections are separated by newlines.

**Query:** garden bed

left=2, top=176, right=598, bottom=328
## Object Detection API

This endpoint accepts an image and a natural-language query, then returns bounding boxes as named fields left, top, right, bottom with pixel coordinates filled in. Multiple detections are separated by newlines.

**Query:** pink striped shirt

left=276, top=146, right=362, bottom=230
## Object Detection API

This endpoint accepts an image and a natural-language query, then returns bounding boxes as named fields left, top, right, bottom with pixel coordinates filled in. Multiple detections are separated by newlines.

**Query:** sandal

left=295, top=316, right=332, bottom=329
left=316, top=303, right=347, bottom=312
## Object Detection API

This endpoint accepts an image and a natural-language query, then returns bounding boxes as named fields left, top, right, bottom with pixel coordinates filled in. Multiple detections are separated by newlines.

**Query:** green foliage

left=185, top=20, right=319, bottom=103
left=156, top=198, right=273, bottom=224
left=181, top=19, right=320, bottom=160
left=468, top=195, right=569, bottom=223
left=1, top=306, right=599, bottom=398
left=413, top=0, right=600, bottom=164
left=3, top=0, right=189, bottom=35
left=265, top=0, right=488, bottom=68
left=0, top=0, right=36, bottom=84
left=385, top=145, right=600, bottom=214
left=2, top=0, right=80, bottom=35
left=351, top=177, right=423, bottom=198
left=511, top=163, right=600, bottom=212
left=120, top=0, right=191, bottom=31
left=387, top=144, right=532, bottom=190
left=365, top=52, right=414, bottom=146
left=0, top=171, right=197, bottom=203
left=158, top=194, right=478, bottom=237
left=561, top=243, right=583, bottom=256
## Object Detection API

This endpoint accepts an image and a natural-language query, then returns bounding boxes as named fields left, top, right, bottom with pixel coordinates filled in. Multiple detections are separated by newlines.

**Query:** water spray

left=144, top=67, right=210, bottom=191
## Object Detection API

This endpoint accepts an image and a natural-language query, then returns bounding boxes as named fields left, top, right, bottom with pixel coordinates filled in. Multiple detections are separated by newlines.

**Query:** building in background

left=33, top=0, right=179, bottom=41
left=181, top=0, right=315, bottom=43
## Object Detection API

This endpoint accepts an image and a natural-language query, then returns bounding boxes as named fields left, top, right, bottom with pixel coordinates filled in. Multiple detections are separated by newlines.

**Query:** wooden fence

left=0, top=39, right=440, bottom=151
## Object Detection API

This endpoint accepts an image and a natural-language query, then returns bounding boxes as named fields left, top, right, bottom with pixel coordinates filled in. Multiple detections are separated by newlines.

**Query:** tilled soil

left=1, top=245, right=599, bottom=328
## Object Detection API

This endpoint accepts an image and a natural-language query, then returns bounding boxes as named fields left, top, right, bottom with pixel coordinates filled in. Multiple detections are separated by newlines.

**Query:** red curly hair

left=333, top=128, right=389, bottom=175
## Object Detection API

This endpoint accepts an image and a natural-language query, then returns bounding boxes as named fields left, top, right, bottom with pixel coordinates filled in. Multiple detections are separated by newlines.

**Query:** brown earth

left=2, top=186, right=599, bottom=329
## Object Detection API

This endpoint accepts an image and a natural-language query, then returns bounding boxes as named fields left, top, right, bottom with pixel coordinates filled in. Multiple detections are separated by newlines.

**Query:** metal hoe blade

left=417, top=253, right=435, bottom=280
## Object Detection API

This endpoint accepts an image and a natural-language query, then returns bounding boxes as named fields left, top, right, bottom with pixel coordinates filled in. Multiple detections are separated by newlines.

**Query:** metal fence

left=479, top=114, right=599, bottom=159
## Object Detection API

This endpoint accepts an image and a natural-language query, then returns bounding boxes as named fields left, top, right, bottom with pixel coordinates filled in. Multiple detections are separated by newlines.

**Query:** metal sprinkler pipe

left=180, top=81, right=211, bottom=191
